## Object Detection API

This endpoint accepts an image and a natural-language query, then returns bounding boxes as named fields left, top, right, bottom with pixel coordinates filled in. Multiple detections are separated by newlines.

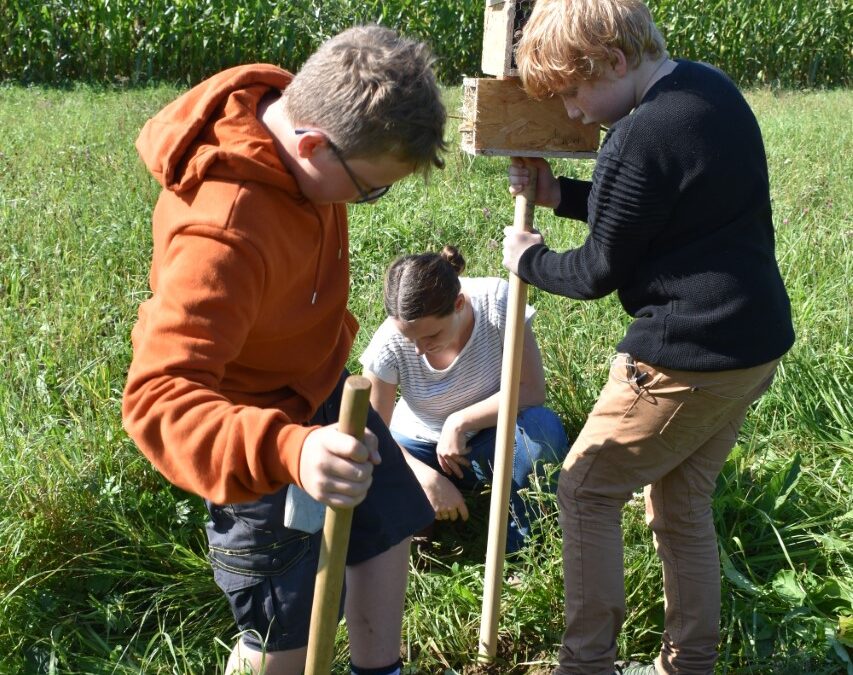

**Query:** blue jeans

left=392, top=405, right=568, bottom=554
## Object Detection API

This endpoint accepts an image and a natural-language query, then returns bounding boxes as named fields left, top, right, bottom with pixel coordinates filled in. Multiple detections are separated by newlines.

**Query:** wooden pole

left=305, top=375, right=372, bottom=675
left=478, top=165, right=537, bottom=661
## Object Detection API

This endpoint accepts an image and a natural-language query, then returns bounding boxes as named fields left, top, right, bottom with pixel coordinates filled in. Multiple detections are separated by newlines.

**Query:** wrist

left=445, top=410, right=468, bottom=435
left=409, top=455, right=437, bottom=481
left=548, top=179, right=562, bottom=209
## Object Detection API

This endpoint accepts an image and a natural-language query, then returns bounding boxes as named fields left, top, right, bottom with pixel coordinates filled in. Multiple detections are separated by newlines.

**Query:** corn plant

left=1, top=0, right=849, bottom=87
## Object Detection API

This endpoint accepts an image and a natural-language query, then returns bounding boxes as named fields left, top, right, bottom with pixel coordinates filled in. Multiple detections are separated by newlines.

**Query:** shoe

left=506, top=573, right=523, bottom=588
left=412, top=521, right=435, bottom=543
left=614, top=662, right=657, bottom=675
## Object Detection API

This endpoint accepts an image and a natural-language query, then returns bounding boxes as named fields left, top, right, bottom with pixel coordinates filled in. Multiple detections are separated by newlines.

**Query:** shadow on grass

left=410, top=489, right=492, bottom=582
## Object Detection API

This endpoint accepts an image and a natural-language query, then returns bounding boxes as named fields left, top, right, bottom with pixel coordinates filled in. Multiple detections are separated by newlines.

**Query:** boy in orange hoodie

left=122, top=26, right=446, bottom=675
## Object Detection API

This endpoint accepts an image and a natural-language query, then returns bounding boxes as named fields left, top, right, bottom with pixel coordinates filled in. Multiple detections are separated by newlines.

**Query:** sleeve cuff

left=277, top=424, right=321, bottom=489
left=517, top=243, right=548, bottom=285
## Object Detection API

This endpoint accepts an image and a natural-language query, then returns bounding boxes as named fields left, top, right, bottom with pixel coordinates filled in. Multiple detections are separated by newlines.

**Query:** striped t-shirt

left=359, top=276, right=535, bottom=443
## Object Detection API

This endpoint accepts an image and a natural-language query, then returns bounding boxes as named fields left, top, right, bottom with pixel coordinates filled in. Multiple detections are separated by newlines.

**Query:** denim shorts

left=205, top=371, right=434, bottom=651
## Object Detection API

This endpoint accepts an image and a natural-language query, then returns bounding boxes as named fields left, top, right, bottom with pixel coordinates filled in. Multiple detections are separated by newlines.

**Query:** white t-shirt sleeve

left=359, top=319, right=401, bottom=385
left=484, top=277, right=536, bottom=341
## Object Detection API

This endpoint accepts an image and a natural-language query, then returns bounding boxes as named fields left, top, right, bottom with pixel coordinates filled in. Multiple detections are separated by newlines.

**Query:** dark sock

left=349, top=659, right=403, bottom=675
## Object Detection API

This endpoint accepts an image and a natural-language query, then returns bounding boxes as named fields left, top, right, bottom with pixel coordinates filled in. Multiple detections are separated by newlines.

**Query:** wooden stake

left=478, top=165, right=537, bottom=661
left=305, top=375, right=372, bottom=675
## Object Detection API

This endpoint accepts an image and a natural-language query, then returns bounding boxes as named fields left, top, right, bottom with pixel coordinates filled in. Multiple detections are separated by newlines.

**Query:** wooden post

left=477, top=165, right=537, bottom=661
left=481, top=0, right=536, bottom=77
left=305, top=376, right=372, bottom=675
left=462, top=1, right=599, bottom=663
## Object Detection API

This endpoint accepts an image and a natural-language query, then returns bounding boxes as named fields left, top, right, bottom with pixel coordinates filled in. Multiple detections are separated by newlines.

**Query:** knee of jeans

left=516, top=407, right=569, bottom=464
left=556, top=466, right=577, bottom=504
left=557, top=460, right=636, bottom=516
left=646, top=493, right=715, bottom=537
left=647, top=455, right=722, bottom=524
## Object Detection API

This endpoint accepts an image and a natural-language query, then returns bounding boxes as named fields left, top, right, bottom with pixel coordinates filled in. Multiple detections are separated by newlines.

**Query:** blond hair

left=517, top=0, right=667, bottom=98
left=285, top=25, right=446, bottom=173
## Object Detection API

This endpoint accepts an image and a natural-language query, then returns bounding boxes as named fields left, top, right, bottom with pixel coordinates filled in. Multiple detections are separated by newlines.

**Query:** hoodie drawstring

left=308, top=204, right=345, bottom=305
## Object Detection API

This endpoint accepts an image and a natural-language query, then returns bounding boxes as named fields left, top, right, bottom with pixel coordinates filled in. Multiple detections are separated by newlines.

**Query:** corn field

left=1, top=0, right=850, bottom=87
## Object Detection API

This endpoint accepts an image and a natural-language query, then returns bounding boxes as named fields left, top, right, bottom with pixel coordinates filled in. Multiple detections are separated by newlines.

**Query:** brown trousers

left=555, top=354, right=779, bottom=675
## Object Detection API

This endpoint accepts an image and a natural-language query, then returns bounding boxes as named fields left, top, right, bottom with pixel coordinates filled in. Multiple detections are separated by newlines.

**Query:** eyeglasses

left=294, top=129, right=391, bottom=204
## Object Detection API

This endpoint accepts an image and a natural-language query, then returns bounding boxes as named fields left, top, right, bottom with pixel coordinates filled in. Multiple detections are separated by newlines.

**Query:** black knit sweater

left=518, top=60, right=795, bottom=371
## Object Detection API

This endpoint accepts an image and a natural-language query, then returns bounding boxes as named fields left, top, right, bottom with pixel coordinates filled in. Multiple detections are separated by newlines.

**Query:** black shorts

left=204, top=371, right=433, bottom=651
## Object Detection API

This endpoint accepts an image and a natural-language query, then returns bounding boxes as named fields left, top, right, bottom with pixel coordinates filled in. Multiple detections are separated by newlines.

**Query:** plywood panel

left=460, top=77, right=600, bottom=158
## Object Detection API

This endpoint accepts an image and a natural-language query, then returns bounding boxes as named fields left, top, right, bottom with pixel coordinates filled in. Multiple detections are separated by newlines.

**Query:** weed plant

left=0, top=84, right=851, bottom=673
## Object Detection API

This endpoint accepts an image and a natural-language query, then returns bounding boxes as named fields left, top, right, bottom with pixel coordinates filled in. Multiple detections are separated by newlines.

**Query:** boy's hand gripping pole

left=478, top=162, right=537, bottom=661
left=305, top=375, right=372, bottom=675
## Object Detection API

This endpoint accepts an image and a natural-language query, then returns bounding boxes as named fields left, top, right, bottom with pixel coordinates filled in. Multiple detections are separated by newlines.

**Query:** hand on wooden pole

left=305, top=376, right=372, bottom=675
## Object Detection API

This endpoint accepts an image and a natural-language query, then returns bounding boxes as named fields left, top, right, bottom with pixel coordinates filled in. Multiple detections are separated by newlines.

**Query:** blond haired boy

left=502, top=1, right=794, bottom=673
left=123, top=26, right=445, bottom=675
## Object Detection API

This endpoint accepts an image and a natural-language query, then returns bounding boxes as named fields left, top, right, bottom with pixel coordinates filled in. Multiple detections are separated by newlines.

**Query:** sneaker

left=614, top=662, right=657, bottom=675
left=506, top=573, right=523, bottom=588
left=412, top=521, right=435, bottom=544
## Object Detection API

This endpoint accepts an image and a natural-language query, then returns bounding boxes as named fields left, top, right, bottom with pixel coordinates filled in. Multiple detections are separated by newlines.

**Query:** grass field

left=0, top=83, right=851, bottom=674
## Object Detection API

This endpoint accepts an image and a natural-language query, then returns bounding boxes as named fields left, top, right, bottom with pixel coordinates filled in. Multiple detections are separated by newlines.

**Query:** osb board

left=460, top=77, right=599, bottom=158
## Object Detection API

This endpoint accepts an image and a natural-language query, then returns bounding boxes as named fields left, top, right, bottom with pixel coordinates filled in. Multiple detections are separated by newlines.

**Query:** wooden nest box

left=460, top=0, right=600, bottom=158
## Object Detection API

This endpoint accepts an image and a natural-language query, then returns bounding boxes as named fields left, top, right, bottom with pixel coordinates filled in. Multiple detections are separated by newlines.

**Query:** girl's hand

left=418, top=468, right=470, bottom=522
left=436, top=414, right=471, bottom=479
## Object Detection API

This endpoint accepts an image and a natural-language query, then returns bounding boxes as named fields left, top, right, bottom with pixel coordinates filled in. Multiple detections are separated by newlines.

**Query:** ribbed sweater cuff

left=517, top=243, right=548, bottom=285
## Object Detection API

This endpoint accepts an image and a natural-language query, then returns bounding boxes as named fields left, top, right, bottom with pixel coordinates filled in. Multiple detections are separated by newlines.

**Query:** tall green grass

left=1, top=0, right=850, bottom=87
left=0, top=84, right=851, bottom=673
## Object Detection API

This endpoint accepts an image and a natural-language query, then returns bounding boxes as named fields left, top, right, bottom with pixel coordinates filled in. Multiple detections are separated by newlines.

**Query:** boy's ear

left=454, top=292, right=465, bottom=312
left=609, top=48, right=629, bottom=77
left=294, top=130, right=328, bottom=159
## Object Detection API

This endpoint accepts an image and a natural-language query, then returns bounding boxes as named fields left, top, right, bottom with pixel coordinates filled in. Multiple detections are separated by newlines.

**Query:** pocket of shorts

left=222, top=494, right=286, bottom=536
left=209, top=531, right=311, bottom=592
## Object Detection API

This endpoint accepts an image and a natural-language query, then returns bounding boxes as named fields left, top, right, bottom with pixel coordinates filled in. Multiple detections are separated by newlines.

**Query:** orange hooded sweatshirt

left=122, top=64, right=357, bottom=504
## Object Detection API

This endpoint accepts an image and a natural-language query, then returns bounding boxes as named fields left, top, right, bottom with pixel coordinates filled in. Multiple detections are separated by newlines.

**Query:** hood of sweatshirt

left=136, top=63, right=296, bottom=196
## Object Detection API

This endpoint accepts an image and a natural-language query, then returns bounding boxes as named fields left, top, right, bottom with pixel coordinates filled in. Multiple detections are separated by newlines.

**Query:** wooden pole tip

left=344, top=375, right=371, bottom=392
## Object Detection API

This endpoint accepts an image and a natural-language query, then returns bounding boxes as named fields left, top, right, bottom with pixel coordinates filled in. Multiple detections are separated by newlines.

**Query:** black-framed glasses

left=294, top=129, right=391, bottom=204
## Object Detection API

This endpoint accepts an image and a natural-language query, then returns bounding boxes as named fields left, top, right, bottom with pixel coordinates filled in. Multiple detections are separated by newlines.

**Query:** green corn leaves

left=1, top=0, right=849, bottom=87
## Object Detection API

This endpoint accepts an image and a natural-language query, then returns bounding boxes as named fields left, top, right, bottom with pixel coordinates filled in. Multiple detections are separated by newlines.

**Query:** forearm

left=400, top=445, right=437, bottom=481
left=446, top=379, right=543, bottom=438
left=517, top=242, right=628, bottom=299
left=122, top=371, right=310, bottom=503
left=518, top=374, right=546, bottom=409
left=447, top=393, right=501, bottom=436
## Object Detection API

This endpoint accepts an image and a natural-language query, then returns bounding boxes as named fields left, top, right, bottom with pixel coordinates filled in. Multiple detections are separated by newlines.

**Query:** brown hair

left=384, top=245, right=466, bottom=320
left=284, top=25, right=447, bottom=173
left=516, top=0, right=667, bottom=99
